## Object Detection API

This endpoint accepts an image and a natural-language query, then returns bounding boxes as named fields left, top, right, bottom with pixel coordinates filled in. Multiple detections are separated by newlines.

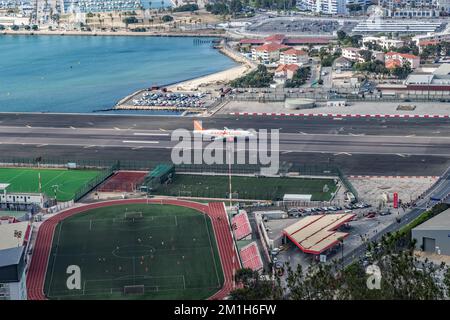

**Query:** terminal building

left=352, top=19, right=443, bottom=34
left=0, top=221, right=31, bottom=300
left=412, top=208, right=450, bottom=256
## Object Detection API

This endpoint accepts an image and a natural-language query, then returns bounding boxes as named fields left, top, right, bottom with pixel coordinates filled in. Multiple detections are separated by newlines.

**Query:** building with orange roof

left=274, top=64, right=300, bottom=86
left=385, top=52, right=420, bottom=69
left=251, top=43, right=292, bottom=63
left=280, top=48, right=309, bottom=65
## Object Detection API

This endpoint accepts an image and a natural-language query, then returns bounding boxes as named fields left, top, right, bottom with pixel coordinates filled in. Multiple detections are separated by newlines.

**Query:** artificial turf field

left=44, top=204, right=224, bottom=300
left=0, top=167, right=101, bottom=201
left=154, top=174, right=337, bottom=201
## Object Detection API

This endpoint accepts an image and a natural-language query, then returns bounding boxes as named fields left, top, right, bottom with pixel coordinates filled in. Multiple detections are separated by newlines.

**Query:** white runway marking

left=133, top=133, right=169, bottom=136
left=334, top=152, right=352, bottom=156
left=123, top=140, right=159, bottom=144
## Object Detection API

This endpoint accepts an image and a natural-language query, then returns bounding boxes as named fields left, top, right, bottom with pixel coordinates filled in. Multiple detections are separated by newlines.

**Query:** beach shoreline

left=0, top=29, right=226, bottom=38
left=116, top=41, right=255, bottom=110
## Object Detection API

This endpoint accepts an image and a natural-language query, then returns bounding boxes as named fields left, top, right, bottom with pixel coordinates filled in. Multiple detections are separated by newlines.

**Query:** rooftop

left=433, top=63, right=450, bottom=76
left=254, top=43, right=291, bottom=52
left=282, top=48, right=307, bottom=56
left=0, top=221, right=30, bottom=250
left=412, top=208, right=450, bottom=231
left=283, top=214, right=356, bottom=255
left=386, top=52, right=419, bottom=59
left=275, top=64, right=299, bottom=73
left=0, top=246, right=24, bottom=269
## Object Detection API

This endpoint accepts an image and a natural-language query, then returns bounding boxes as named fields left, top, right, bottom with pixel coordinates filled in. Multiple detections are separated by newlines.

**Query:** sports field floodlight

left=52, top=184, right=59, bottom=203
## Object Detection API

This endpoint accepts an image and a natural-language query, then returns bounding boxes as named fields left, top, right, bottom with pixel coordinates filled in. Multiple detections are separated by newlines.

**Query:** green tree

left=285, top=67, right=311, bottom=88
left=230, top=268, right=282, bottom=300
left=230, top=65, right=273, bottom=88
left=391, top=61, right=412, bottom=79
left=161, top=15, right=173, bottom=22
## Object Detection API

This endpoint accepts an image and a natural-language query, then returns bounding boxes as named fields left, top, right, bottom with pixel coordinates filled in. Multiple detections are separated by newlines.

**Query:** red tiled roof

left=239, top=38, right=265, bottom=45
left=386, top=51, right=419, bottom=60
left=265, top=34, right=286, bottom=42
left=240, top=242, right=263, bottom=271
left=275, top=64, right=299, bottom=73
left=284, top=37, right=333, bottom=45
left=231, top=211, right=252, bottom=240
left=282, top=48, right=307, bottom=56
left=385, top=59, right=402, bottom=69
left=418, top=40, right=439, bottom=47
left=254, top=43, right=291, bottom=52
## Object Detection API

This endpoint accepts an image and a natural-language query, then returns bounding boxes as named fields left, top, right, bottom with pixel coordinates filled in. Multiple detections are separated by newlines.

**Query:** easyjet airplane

left=193, top=120, right=255, bottom=141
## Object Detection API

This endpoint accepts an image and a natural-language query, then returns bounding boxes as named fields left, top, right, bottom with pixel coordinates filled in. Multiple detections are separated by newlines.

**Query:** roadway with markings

left=1, top=113, right=450, bottom=175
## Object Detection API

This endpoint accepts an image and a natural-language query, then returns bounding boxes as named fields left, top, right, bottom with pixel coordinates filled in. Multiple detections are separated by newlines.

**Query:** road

left=342, top=166, right=450, bottom=266
left=1, top=113, right=450, bottom=175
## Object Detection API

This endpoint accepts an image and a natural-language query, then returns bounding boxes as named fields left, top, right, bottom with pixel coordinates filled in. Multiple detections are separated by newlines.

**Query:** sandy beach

left=166, top=64, right=251, bottom=91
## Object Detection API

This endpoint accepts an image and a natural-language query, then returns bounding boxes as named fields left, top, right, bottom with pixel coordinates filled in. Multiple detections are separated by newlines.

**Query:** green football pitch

left=44, top=204, right=224, bottom=300
left=154, top=174, right=337, bottom=201
left=0, top=168, right=101, bottom=201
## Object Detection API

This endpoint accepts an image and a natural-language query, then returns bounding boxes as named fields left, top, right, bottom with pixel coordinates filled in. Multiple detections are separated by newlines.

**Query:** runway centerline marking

left=133, top=133, right=169, bottom=136
left=122, top=140, right=159, bottom=144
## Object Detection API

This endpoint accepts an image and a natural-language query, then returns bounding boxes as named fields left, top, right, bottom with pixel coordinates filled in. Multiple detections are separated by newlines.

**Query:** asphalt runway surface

left=1, top=113, right=450, bottom=175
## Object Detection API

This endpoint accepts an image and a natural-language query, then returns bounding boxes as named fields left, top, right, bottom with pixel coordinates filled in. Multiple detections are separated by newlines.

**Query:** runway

left=1, top=113, right=450, bottom=175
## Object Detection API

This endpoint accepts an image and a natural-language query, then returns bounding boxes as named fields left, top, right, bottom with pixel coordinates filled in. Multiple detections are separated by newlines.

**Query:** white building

left=353, top=19, right=442, bottom=34
left=362, top=36, right=404, bottom=50
left=251, top=43, right=291, bottom=63
left=0, top=183, right=48, bottom=209
left=279, top=49, right=309, bottom=65
left=0, top=221, right=31, bottom=300
left=298, top=0, right=370, bottom=14
left=342, top=47, right=362, bottom=62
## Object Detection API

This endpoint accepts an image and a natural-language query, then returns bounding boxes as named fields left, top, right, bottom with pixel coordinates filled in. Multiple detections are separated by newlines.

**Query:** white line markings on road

left=26, top=125, right=32, bottom=128
left=159, top=128, right=167, bottom=132
left=70, top=126, right=76, bottom=130
left=133, top=133, right=169, bottom=136
left=84, top=145, right=96, bottom=149
left=36, top=144, right=48, bottom=148
left=396, top=153, right=408, bottom=157
left=334, top=152, right=352, bottom=156
left=122, top=140, right=159, bottom=144
left=114, top=127, right=121, bottom=131
left=131, top=147, right=143, bottom=150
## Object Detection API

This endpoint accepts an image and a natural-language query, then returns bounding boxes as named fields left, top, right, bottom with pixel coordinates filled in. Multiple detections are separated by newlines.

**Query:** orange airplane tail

left=194, top=120, right=203, bottom=131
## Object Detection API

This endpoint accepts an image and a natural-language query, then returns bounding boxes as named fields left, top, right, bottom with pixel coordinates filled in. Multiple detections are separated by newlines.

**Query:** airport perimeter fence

left=227, top=90, right=450, bottom=103
left=337, top=168, right=359, bottom=202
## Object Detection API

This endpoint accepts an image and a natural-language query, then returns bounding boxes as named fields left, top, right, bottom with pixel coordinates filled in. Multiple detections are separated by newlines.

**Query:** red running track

left=26, top=198, right=240, bottom=300
left=97, top=171, right=147, bottom=192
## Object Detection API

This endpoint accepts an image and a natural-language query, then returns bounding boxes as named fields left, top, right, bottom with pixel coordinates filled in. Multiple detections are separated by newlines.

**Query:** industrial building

left=412, top=208, right=450, bottom=256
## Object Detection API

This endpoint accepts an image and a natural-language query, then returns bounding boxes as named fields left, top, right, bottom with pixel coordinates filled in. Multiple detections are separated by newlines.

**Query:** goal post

left=123, top=285, right=145, bottom=295
left=124, top=211, right=143, bottom=221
